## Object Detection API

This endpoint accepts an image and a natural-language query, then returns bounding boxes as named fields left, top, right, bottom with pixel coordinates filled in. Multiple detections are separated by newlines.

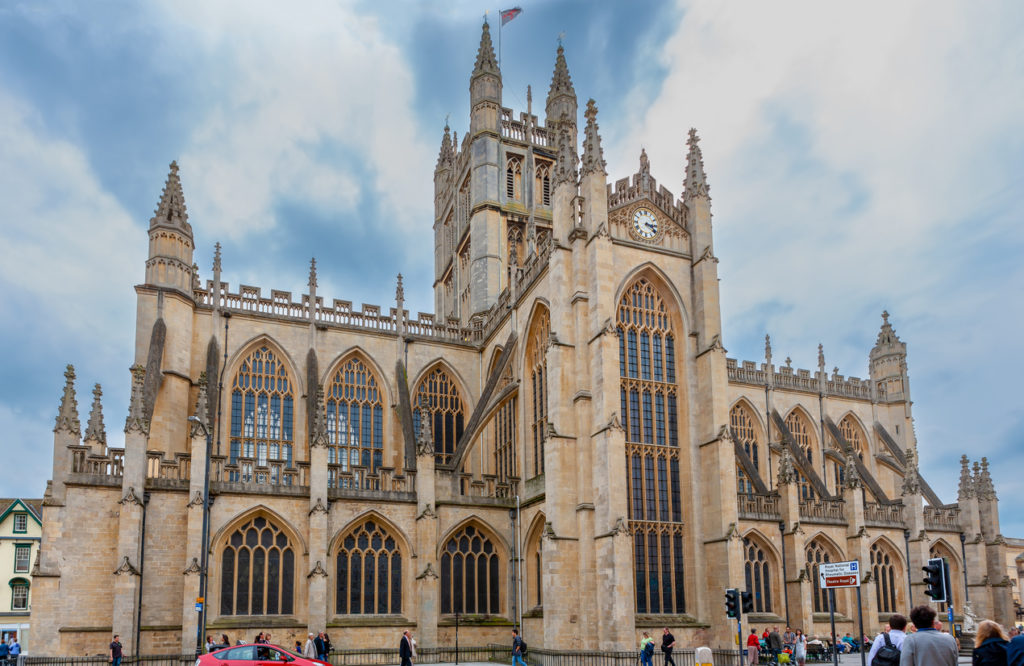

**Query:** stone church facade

left=31, top=22, right=1014, bottom=656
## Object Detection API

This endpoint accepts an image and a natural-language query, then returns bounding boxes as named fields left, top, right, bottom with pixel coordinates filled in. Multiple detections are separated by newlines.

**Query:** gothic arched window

left=440, top=525, right=500, bottom=615
left=230, top=346, right=294, bottom=484
left=786, top=410, right=816, bottom=500
left=335, top=520, right=402, bottom=615
left=619, top=277, right=685, bottom=615
left=220, top=516, right=294, bottom=616
left=506, top=156, right=522, bottom=201
left=414, top=366, right=465, bottom=465
left=326, top=356, right=384, bottom=486
left=526, top=308, right=550, bottom=478
left=731, top=403, right=760, bottom=495
left=805, top=540, right=833, bottom=614
left=871, top=542, right=900, bottom=614
left=839, top=415, right=866, bottom=458
left=536, top=162, right=552, bottom=207
left=743, top=537, right=773, bottom=613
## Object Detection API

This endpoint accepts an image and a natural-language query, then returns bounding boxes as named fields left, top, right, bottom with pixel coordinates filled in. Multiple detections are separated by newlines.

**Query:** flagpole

left=498, top=9, right=502, bottom=69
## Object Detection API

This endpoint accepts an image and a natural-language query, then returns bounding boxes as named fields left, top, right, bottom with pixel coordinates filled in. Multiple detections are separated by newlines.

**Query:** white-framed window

left=14, top=545, right=31, bottom=573
left=11, top=581, right=29, bottom=611
left=13, top=513, right=28, bottom=533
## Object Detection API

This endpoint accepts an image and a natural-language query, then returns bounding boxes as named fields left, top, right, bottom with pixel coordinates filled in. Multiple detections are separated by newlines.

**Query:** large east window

left=619, top=277, right=685, bottom=615
left=326, top=356, right=384, bottom=486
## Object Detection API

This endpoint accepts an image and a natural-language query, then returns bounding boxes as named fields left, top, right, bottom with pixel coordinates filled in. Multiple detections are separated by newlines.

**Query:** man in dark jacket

left=661, top=628, right=677, bottom=666
left=399, top=630, right=414, bottom=666
left=768, top=628, right=784, bottom=661
left=314, top=632, right=327, bottom=661
left=1008, top=632, right=1024, bottom=666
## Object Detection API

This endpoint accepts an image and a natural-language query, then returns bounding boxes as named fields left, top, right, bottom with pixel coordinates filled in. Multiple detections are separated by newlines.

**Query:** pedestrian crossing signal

left=725, top=588, right=739, bottom=618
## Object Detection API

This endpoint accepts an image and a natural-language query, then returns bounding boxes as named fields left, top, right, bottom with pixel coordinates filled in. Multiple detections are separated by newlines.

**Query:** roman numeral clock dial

left=631, top=206, right=658, bottom=240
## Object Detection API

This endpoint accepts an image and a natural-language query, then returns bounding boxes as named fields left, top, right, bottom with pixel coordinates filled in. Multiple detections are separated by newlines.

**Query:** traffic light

left=741, top=590, right=754, bottom=614
left=725, top=588, right=739, bottom=618
left=923, top=557, right=947, bottom=602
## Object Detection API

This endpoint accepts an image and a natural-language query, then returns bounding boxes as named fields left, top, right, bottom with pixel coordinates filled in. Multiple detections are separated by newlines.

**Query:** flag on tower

left=501, top=7, right=523, bottom=25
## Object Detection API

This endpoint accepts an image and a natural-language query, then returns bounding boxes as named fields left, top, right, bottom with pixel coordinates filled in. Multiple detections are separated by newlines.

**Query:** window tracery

left=335, top=520, right=402, bottom=615
left=526, top=308, right=550, bottom=478
left=220, top=516, right=294, bottom=616
left=731, top=403, right=759, bottom=494
left=535, top=162, right=551, bottom=206
left=230, top=346, right=294, bottom=485
left=619, top=277, right=685, bottom=615
left=506, top=156, right=522, bottom=201
left=414, top=366, right=466, bottom=465
left=786, top=410, right=816, bottom=500
left=326, top=356, right=384, bottom=488
left=805, top=539, right=833, bottom=614
left=440, top=524, right=500, bottom=615
left=743, top=537, right=773, bottom=613
left=871, top=542, right=901, bottom=614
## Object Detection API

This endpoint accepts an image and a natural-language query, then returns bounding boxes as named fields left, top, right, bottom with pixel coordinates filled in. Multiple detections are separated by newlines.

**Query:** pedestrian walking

left=639, top=632, right=655, bottom=666
left=109, top=635, right=123, bottom=666
left=400, top=630, right=414, bottom=666
left=661, top=627, right=677, bottom=666
left=323, top=633, right=333, bottom=656
left=900, top=605, right=957, bottom=666
left=746, top=629, right=760, bottom=666
left=973, top=620, right=1010, bottom=666
left=512, top=629, right=527, bottom=666
left=793, top=629, right=807, bottom=666
left=303, top=634, right=316, bottom=659
left=314, top=632, right=327, bottom=661
left=768, top=627, right=783, bottom=661
left=865, top=613, right=906, bottom=666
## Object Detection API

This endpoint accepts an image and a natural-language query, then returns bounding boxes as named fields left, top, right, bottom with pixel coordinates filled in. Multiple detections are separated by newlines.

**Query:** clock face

left=632, top=207, right=658, bottom=240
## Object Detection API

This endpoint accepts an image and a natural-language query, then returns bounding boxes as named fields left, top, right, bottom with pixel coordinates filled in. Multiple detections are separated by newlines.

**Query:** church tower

left=145, top=161, right=195, bottom=293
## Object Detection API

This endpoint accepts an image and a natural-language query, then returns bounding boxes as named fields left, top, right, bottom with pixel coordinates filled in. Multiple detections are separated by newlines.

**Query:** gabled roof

left=0, top=498, right=43, bottom=525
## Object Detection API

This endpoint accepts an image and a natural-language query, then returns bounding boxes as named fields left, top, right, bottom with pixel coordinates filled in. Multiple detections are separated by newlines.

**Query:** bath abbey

left=31, top=21, right=1015, bottom=656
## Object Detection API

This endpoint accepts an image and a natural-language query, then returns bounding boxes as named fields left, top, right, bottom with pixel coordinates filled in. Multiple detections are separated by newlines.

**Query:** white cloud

left=150, top=0, right=434, bottom=243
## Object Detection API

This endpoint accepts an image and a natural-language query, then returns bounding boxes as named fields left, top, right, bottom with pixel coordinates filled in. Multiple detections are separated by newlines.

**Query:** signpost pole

left=857, top=585, right=866, bottom=666
left=737, top=616, right=742, bottom=666
left=829, top=589, right=838, bottom=666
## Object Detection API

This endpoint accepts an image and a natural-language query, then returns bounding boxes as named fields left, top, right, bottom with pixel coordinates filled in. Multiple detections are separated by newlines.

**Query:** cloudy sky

left=1, top=0, right=1022, bottom=535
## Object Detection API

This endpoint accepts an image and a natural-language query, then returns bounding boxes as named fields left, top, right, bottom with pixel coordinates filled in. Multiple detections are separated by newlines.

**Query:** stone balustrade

left=727, top=358, right=872, bottom=399
left=799, top=497, right=846, bottom=524
left=737, top=493, right=781, bottom=521
left=146, top=451, right=191, bottom=484
left=923, top=505, right=962, bottom=532
left=70, top=445, right=124, bottom=478
left=865, top=501, right=905, bottom=527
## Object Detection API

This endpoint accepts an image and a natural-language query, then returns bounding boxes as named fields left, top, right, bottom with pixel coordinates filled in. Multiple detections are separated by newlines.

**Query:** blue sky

left=1, top=1, right=1022, bottom=536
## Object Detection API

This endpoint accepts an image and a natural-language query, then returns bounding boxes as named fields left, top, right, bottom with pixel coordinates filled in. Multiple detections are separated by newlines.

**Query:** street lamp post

left=188, top=415, right=214, bottom=657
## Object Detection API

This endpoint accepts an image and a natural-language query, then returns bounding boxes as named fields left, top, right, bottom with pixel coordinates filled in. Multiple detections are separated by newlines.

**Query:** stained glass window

left=220, top=516, right=294, bottom=616
left=413, top=366, right=466, bottom=465
left=743, top=537, right=773, bottom=613
left=336, top=520, right=402, bottom=614
left=230, top=346, right=294, bottom=485
left=326, top=356, right=384, bottom=487
left=527, top=308, right=550, bottom=477
left=440, top=525, right=500, bottom=615
left=871, top=542, right=900, bottom=613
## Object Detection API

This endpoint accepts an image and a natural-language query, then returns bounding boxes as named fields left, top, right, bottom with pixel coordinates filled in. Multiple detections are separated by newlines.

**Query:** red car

left=198, top=644, right=330, bottom=666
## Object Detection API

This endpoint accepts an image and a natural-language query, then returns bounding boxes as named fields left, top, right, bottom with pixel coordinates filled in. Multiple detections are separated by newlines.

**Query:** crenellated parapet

left=727, top=357, right=873, bottom=399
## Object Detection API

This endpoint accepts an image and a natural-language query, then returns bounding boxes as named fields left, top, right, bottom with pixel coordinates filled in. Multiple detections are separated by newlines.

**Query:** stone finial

left=684, top=128, right=710, bottom=201
left=871, top=310, right=906, bottom=363
left=191, top=263, right=201, bottom=290
left=212, top=242, right=222, bottom=275
left=901, top=442, right=920, bottom=496
left=436, top=123, right=454, bottom=169
left=472, top=20, right=499, bottom=78
left=580, top=99, right=607, bottom=177
left=978, top=457, right=997, bottom=501
left=817, top=343, right=826, bottom=373
left=416, top=405, right=434, bottom=457
left=310, top=385, right=328, bottom=449
left=547, top=44, right=576, bottom=105
left=54, top=364, right=81, bottom=436
left=777, top=447, right=796, bottom=486
left=83, top=383, right=106, bottom=446
left=844, top=450, right=862, bottom=489
left=764, top=334, right=773, bottom=366
left=308, top=257, right=318, bottom=289
left=124, top=364, right=149, bottom=435
left=395, top=274, right=405, bottom=304
left=554, top=113, right=578, bottom=186
left=190, top=373, right=210, bottom=437
left=149, top=161, right=191, bottom=236
left=958, top=455, right=975, bottom=500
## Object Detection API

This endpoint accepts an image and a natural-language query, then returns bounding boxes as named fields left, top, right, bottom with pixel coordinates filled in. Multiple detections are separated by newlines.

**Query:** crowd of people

left=0, top=637, right=22, bottom=664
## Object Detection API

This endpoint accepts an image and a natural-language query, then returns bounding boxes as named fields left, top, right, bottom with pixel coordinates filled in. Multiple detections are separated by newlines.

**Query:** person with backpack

left=639, top=632, right=655, bottom=666
left=866, top=613, right=906, bottom=666
left=512, top=629, right=527, bottom=666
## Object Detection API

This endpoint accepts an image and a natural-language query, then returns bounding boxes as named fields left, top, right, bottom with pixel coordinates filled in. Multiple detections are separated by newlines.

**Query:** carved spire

left=54, top=364, right=81, bottom=436
left=580, top=99, right=606, bottom=177
left=310, top=385, right=329, bottom=448
left=978, top=457, right=997, bottom=500
left=901, top=441, right=920, bottom=496
left=684, top=128, right=710, bottom=201
left=777, top=447, right=796, bottom=486
left=844, top=450, right=862, bottom=489
left=149, top=161, right=191, bottom=236
left=191, top=263, right=201, bottom=291
left=958, top=455, right=975, bottom=500
left=547, top=44, right=576, bottom=109
left=124, top=364, right=149, bottom=435
left=190, top=373, right=210, bottom=437
left=83, top=383, right=106, bottom=446
left=212, top=242, right=222, bottom=275
left=554, top=114, right=578, bottom=186
left=308, top=257, right=318, bottom=289
left=817, top=343, right=826, bottom=374
left=472, top=20, right=499, bottom=78
left=395, top=273, right=405, bottom=304
left=764, top=334, right=773, bottom=367
left=436, top=122, right=454, bottom=170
